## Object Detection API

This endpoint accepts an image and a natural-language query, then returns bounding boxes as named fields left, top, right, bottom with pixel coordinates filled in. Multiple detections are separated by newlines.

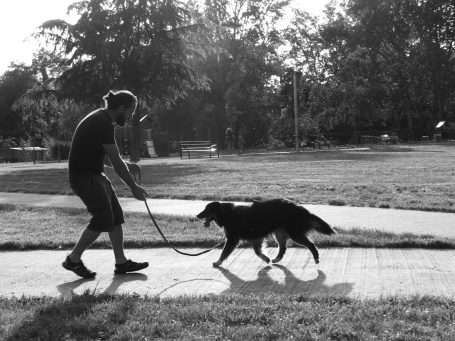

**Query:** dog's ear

left=207, top=201, right=222, bottom=212
left=197, top=201, right=222, bottom=217
left=219, top=203, right=235, bottom=214
left=197, top=201, right=220, bottom=218
left=207, top=202, right=232, bottom=227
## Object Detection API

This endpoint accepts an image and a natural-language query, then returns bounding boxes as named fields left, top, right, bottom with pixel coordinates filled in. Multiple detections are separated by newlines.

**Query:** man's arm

left=104, top=155, right=113, bottom=168
left=103, top=143, right=146, bottom=200
left=105, top=154, right=136, bottom=173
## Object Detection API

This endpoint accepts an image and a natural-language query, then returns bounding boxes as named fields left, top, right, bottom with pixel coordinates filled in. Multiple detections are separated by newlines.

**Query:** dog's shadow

left=216, top=264, right=353, bottom=297
left=57, top=273, right=148, bottom=297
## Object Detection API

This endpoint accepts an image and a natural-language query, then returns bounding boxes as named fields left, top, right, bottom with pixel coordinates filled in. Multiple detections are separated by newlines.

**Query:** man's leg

left=63, top=228, right=99, bottom=278
left=104, top=176, right=148, bottom=274
left=69, top=228, right=101, bottom=262
left=64, top=174, right=109, bottom=278
left=108, top=224, right=128, bottom=264
left=109, top=223, right=149, bottom=274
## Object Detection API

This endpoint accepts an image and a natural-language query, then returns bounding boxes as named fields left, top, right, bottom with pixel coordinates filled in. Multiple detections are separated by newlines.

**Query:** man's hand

left=132, top=184, right=148, bottom=201
left=103, top=144, right=148, bottom=200
left=126, top=161, right=142, bottom=185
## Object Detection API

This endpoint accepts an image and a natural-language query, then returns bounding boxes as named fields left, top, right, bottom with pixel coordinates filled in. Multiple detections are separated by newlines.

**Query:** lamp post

left=57, top=111, right=61, bottom=163
left=293, top=70, right=299, bottom=151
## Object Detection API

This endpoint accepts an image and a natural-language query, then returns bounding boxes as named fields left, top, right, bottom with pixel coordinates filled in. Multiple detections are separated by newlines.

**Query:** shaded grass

left=0, top=144, right=454, bottom=212
left=1, top=293, right=454, bottom=340
left=1, top=204, right=454, bottom=251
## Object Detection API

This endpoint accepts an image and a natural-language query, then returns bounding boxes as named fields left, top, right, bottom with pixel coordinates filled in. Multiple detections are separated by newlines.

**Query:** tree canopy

left=1, top=0, right=455, bottom=157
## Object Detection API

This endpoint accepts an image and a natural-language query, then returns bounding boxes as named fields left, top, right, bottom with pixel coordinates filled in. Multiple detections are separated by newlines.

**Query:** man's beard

left=116, top=114, right=126, bottom=127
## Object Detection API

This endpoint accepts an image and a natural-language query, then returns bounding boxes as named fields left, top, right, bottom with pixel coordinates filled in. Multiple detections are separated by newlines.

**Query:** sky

left=0, top=0, right=330, bottom=75
left=0, top=0, right=77, bottom=74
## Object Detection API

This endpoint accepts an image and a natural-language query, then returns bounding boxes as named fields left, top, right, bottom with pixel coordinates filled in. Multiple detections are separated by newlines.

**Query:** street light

left=293, top=70, right=299, bottom=151
left=57, top=111, right=61, bottom=162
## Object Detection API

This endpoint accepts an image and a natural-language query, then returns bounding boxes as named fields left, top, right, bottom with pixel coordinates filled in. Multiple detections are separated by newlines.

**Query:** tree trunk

left=352, top=111, right=358, bottom=145
left=406, top=111, right=414, bottom=140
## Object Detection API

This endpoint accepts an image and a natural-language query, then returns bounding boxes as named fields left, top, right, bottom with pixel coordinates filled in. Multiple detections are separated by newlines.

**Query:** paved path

left=2, top=248, right=455, bottom=299
left=1, top=191, right=455, bottom=299
left=1, top=192, right=454, bottom=237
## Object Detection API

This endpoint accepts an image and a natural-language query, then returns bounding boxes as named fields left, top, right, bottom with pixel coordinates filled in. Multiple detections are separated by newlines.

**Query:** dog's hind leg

left=250, top=239, right=270, bottom=264
left=272, top=230, right=288, bottom=263
left=213, top=238, right=239, bottom=267
left=290, top=233, right=319, bottom=264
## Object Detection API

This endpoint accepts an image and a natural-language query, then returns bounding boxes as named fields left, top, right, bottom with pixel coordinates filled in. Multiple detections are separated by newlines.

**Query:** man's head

left=103, top=90, right=138, bottom=127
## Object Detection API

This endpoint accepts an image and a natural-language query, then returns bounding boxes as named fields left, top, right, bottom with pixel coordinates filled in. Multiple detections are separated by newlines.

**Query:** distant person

left=237, top=129, right=245, bottom=155
left=64, top=90, right=149, bottom=278
left=225, top=127, right=234, bottom=152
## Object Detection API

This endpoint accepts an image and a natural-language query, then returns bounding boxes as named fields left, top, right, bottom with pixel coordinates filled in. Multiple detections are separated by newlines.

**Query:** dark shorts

left=69, top=172, right=124, bottom=232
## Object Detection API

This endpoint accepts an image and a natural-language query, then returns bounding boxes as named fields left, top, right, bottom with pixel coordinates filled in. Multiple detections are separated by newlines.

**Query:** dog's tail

left=307, top=213, right=336, bottom=235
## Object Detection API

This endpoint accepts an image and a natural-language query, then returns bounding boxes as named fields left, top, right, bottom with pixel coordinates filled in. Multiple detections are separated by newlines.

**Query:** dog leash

left=144, top=199, right=225, bottom=256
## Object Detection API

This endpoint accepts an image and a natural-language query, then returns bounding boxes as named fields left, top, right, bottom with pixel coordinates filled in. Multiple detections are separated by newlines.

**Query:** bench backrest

left=178, top=140, right=219, bottom=158
left=179, top=141, right=214, bottom=148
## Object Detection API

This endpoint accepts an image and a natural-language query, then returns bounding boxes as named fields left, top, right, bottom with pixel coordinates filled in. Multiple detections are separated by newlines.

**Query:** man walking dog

left=63, top=90, right=149, bottom=278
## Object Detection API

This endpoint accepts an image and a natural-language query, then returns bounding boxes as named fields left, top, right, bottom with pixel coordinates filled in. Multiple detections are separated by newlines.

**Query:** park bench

left=178, top=141, right=219, bottom=159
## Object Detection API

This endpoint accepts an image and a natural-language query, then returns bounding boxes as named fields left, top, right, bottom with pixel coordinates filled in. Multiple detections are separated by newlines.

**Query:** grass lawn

left=1, top=294, right=454, bottom=340
left=1, top=144, right=454, bottom=340
left=2, top=204, right=454, bottom=251
left=0, top=143, right=454, bottom=212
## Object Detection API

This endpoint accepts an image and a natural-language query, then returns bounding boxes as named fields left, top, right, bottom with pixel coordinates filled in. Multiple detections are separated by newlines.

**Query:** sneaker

left=62, top=256, right=96, bottom=278
left=114, top=259, right=149, bottom=274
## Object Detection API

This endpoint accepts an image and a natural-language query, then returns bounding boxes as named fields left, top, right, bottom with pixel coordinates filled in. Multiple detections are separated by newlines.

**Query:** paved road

left=1, top=191, right=454, bottom=237
left=1, top=191, right=455, bottom=299
left=2, top=248, right=455, bottom=299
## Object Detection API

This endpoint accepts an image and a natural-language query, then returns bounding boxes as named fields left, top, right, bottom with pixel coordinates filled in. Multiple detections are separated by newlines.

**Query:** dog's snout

left=197, top=210, right=206, bottom=219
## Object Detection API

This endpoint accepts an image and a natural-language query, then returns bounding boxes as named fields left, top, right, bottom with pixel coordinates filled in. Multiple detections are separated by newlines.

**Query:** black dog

left=197, top=199, right=336, bottom=267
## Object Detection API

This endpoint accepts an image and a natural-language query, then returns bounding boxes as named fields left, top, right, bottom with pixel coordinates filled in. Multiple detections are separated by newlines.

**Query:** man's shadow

left=216, top=264, right=353, bottom=296
left=13, top=275, right=147, bottom=340
left=57, top=273, right=148, bottom=297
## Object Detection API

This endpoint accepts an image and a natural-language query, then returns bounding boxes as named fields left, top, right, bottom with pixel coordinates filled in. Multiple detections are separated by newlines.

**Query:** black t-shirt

left=68, top=109, right=115, bottom=174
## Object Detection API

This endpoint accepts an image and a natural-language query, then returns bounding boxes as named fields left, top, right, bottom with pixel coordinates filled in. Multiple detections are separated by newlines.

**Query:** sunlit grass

left=1, top=145, right=454, bottom=340
left=1, top=294, right=454, bottom=340
left=0, top=144, right=454, bottom=212
left=1, top=204, right=454, bottom=251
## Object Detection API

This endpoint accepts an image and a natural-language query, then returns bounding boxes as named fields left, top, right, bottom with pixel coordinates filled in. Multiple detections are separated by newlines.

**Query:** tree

left=343, top=0, right=455, bottom=138
left=0, top=64, right=37, bottom=140
left=198, top=0, right=289, bottom=146
left=35, top=0, right=214, bottom=160
left=287, top=0, right=455, bottom=140
left=11, top=49, right=79, bottom=152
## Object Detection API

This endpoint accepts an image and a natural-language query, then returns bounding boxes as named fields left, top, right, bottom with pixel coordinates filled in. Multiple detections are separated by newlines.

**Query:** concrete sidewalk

left=2, top=248, right=455, bottom=299
left=1, top=191, right=454, bottom=237
left=1, top=191, right=455, bottom=299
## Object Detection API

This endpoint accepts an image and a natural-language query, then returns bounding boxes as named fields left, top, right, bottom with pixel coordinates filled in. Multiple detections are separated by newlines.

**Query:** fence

left=0, top=147, right=47, bottom=163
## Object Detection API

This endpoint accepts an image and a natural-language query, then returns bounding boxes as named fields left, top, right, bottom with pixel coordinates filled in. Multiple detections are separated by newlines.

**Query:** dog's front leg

left=213, top=238, right=239, bottom=267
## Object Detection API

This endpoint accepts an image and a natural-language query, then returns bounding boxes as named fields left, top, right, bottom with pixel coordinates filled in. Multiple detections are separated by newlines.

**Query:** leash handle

left=144, top=199, right=225, bottom=256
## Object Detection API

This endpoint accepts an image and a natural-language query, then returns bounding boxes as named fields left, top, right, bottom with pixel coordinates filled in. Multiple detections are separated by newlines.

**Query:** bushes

left=271, top=114, right=321, bottom=147
left=44, top=138, right=71, bottom=160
